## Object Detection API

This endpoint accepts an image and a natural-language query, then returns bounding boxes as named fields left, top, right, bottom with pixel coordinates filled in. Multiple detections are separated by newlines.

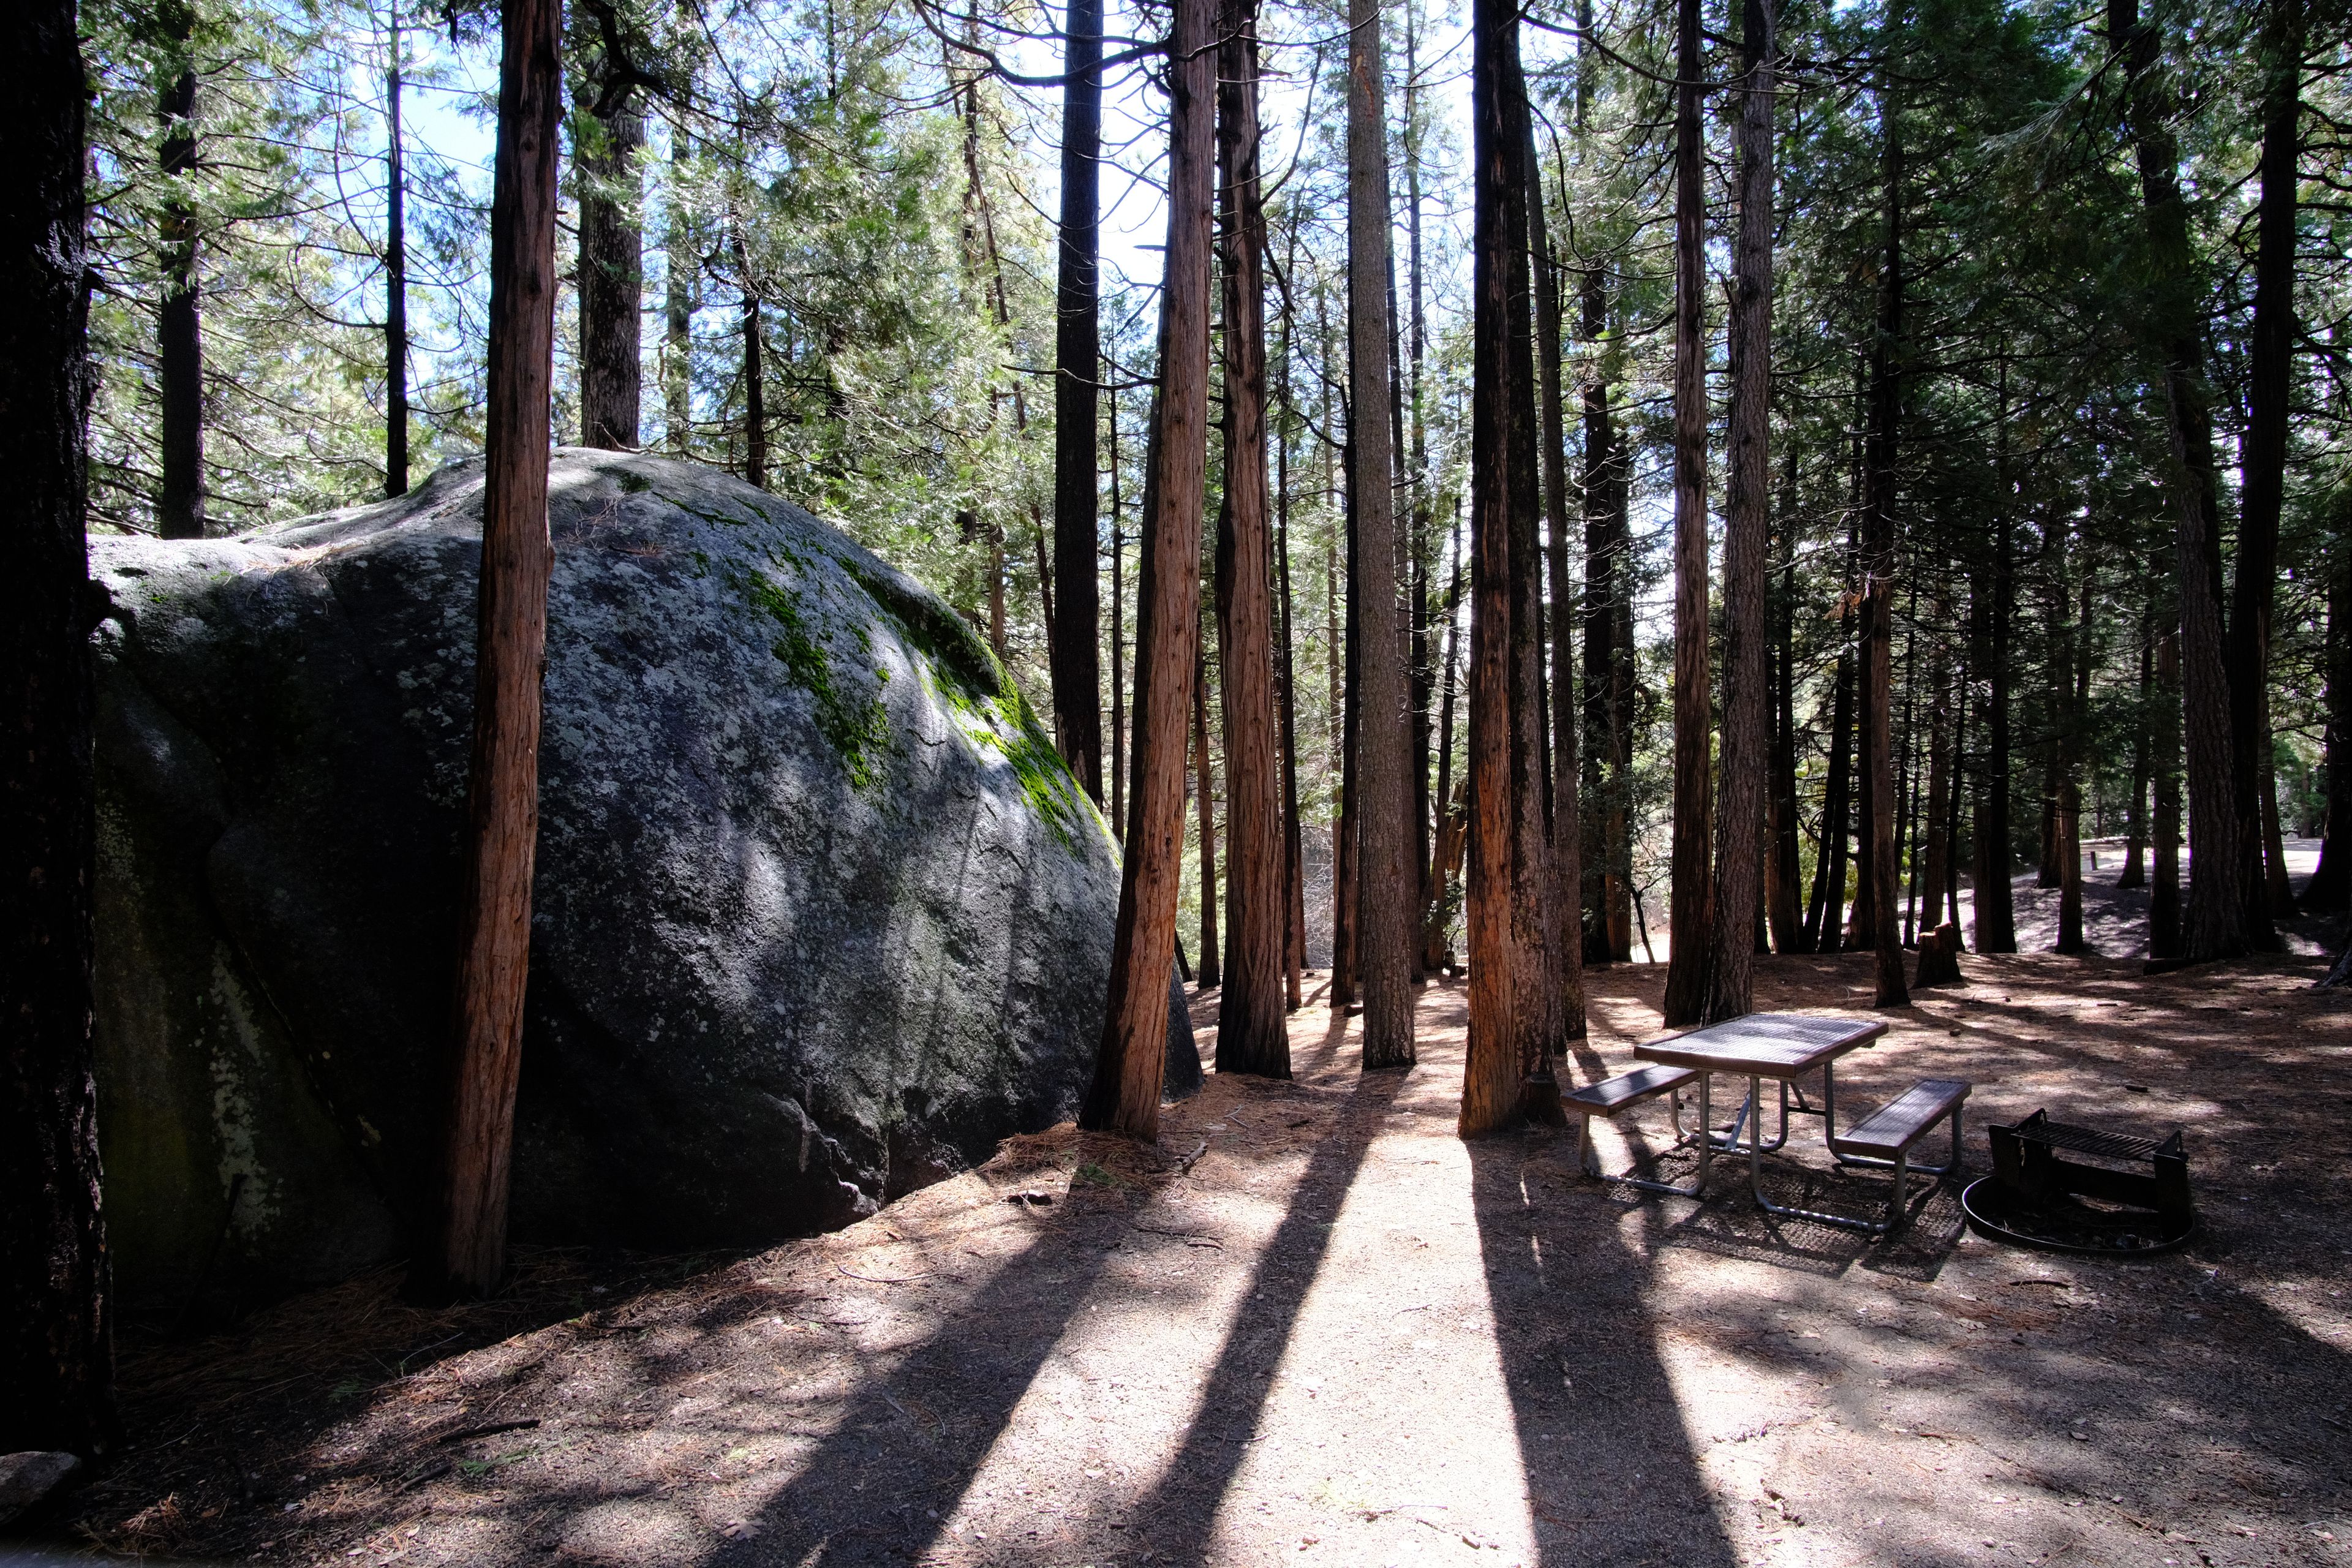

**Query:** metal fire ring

left=1959, top=1175, right=2196, bottom=1256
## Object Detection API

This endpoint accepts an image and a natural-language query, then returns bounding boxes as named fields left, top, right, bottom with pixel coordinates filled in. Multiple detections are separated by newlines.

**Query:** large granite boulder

left=91, top=450, right=1176, bottom=1308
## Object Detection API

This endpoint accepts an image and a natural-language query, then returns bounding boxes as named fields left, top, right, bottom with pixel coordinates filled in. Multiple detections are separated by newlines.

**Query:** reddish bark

left=437, top=0, right=563, bottom=1295
left=1079, top=0, right=1215, bottom=1139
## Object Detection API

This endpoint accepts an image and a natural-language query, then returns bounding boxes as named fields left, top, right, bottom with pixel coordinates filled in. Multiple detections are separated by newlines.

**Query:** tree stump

left=1915, top=922, right=1964, bottom=987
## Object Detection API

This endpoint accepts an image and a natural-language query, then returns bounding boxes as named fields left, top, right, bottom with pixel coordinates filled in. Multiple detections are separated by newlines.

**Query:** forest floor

left=34, top=876, right=2352, bottom=1568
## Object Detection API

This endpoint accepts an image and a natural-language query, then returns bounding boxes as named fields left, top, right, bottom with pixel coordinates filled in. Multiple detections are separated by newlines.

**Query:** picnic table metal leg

left=1749, top=1076, right=1764, bottom=1200
left=1708, top=1079, right=1792, bottom=1153
left=1695, top=1072, right=1713, bottom=1193
left=1715, top=1081, right=1751, bottom=1152
left=1746, top=1063, right=1895, bottom=1236
left=1869, top=1104, right=1966, bottom=1234
left=1584, top=1074, right=1712, bottom=1198
left=1763, top=1080, right=1791, bottom=1150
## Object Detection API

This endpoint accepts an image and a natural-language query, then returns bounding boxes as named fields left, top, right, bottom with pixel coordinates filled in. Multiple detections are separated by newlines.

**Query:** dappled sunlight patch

left=1202, top=1104, right=1539, bottom=1565
left=557, top=1497, right=715, bottom=1564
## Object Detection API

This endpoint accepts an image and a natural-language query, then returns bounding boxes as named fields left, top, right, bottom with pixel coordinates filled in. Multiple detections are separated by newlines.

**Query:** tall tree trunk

left=2038, top=518, right=2070, bottom=889
left=1051, top=0, right=1106, bottom=802
left=1275, top=285, right=1307, bottom=997
left=1404, top=7, right=1434, bottom=989
left=1277, top=416, right=1306, bottom=1005
left=1350, top=0, right=1416, bottom=1068
left=1035, top=518, right=1056, bottom=674
left=1578, top=268, right=1619, bottom=964
left=1849, top=629, right=1875, bottom=948
left=1973, top=388, right=2018, bottom=951
left=2151, top=625, right=2184, bottom=958
left=2309, top=527, right=2352, bottom=910
left=437, top=0, right=562, bottom=1295
left=1944, top=654, right=1967, bottom=929
left=1460, top=0, right=1533, bottom=1134
left=1581, top=348, right=1635, bottom=962
left=1215, top=0, right=1288, bottom=1073
left=1860, top=92, right=1908, bottom=1008
left=1110, top=386, right=1126, bottom=840
left=1837, top=380, right=1866, bottom=954
left=2111, top=0, right=2249, bottom=960
left=1607, top=429, right=1636, bottom=960
left=1897, top=584, right=1921, bottom=946
left=1427, top=512, right=1464, bottom=970
left=2263, top=751, right=2294, bottom=915
left=1575, top=0, right=1631, bottom=960
left=1079, top=0, right=1215, bottom=1138
left=1499, top=43, right=1562, bottom=1115
left=1331, top=477, right=1360, bottom=1010
left=1707, top=0, right=1775, bottom=1019
left=738, top=236, right=765, bottom=489
left=664, top=127, right=695, bottom=453
left=1766, top=460, right=1805, bottom=951
left=2057, top=554, right=2092, bottom=952
left=1807, top=592, right=1856, bottom=951
left=1659, top=0, right=1714, bottom=1026
left=2120, top=608, right=2151, bottom=887
left=1193, top=642, right=1221, bottom=990
left=2, top=0, right=113, bottom=1455
left=2234, top=0, right=2304, bottom=922
left=2056, top=775, right=2085, bottom=953
left=385, top=20, right=410, bottom=496
left=577, top=97, right=643, bottom=449
left=1525, top=124, right=1586, bottom=1042
left=1410, top=521, right=1433, bottom=981
left=157, top=0, right=204, bottom=539
left=988, top=528, right=1007, bottom=659
left=1325, top=377, right=1342, bottom=804
left=1920, top=649, right=1952, bottom=940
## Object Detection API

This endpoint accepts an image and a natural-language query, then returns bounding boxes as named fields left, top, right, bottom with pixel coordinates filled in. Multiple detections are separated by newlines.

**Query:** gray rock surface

left=0, top=1452, right=79, bottom=1527
left=91, top=450, right=1152, bottom=1305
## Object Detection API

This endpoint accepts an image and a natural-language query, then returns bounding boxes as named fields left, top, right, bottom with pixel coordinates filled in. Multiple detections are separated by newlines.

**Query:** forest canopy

left=72, top=0, right=2352, bottom=979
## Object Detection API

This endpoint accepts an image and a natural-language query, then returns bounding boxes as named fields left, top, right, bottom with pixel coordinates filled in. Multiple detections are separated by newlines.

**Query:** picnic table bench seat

left=1568, top=1064, right=1700, bottom=1189
left=1828, top=1076, right=1970, bottom=1231
left=1564, top=1063, right=1697, bottom=1116
left=1829, top=1077, right=1970, bottom=1161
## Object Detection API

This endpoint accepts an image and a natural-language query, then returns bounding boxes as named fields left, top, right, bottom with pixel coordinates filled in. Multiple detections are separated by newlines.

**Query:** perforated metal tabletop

left=1633, top=1012, right=1887, bottom=1079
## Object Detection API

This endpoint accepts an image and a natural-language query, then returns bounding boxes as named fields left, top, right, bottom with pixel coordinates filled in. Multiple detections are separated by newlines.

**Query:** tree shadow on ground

left=1465, top=1133, right=1743, bottom=1568
left=1099, top=1066, right=1401, bottom=1564
left=708, top=1136, right=1179, bottom=1566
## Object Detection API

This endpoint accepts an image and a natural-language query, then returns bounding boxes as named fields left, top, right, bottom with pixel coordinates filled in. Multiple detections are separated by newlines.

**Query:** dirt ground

left=39, top=879, right=2352, bottom=1568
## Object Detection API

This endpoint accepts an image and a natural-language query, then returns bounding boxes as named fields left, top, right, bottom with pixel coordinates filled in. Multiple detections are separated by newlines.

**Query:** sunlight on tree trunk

left=1706, top=0, right=1776, bottom=1022
left=1660, top=0, right=1714, bottom=1027
left=1079, top=0, right=1214, bottom=1140
left=1350, top=0, right=1416, bottom=1070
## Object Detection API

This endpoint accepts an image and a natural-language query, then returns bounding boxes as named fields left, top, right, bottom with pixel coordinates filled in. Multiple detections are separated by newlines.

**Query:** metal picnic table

left=1631, top=1012, right=1898, bottom=1231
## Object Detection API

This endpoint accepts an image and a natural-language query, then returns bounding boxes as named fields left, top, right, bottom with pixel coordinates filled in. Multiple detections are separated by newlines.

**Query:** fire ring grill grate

left=2012, top=1119, right=2169, bottom=1163
left=1960, top=1109, right=2196, bottom=1255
